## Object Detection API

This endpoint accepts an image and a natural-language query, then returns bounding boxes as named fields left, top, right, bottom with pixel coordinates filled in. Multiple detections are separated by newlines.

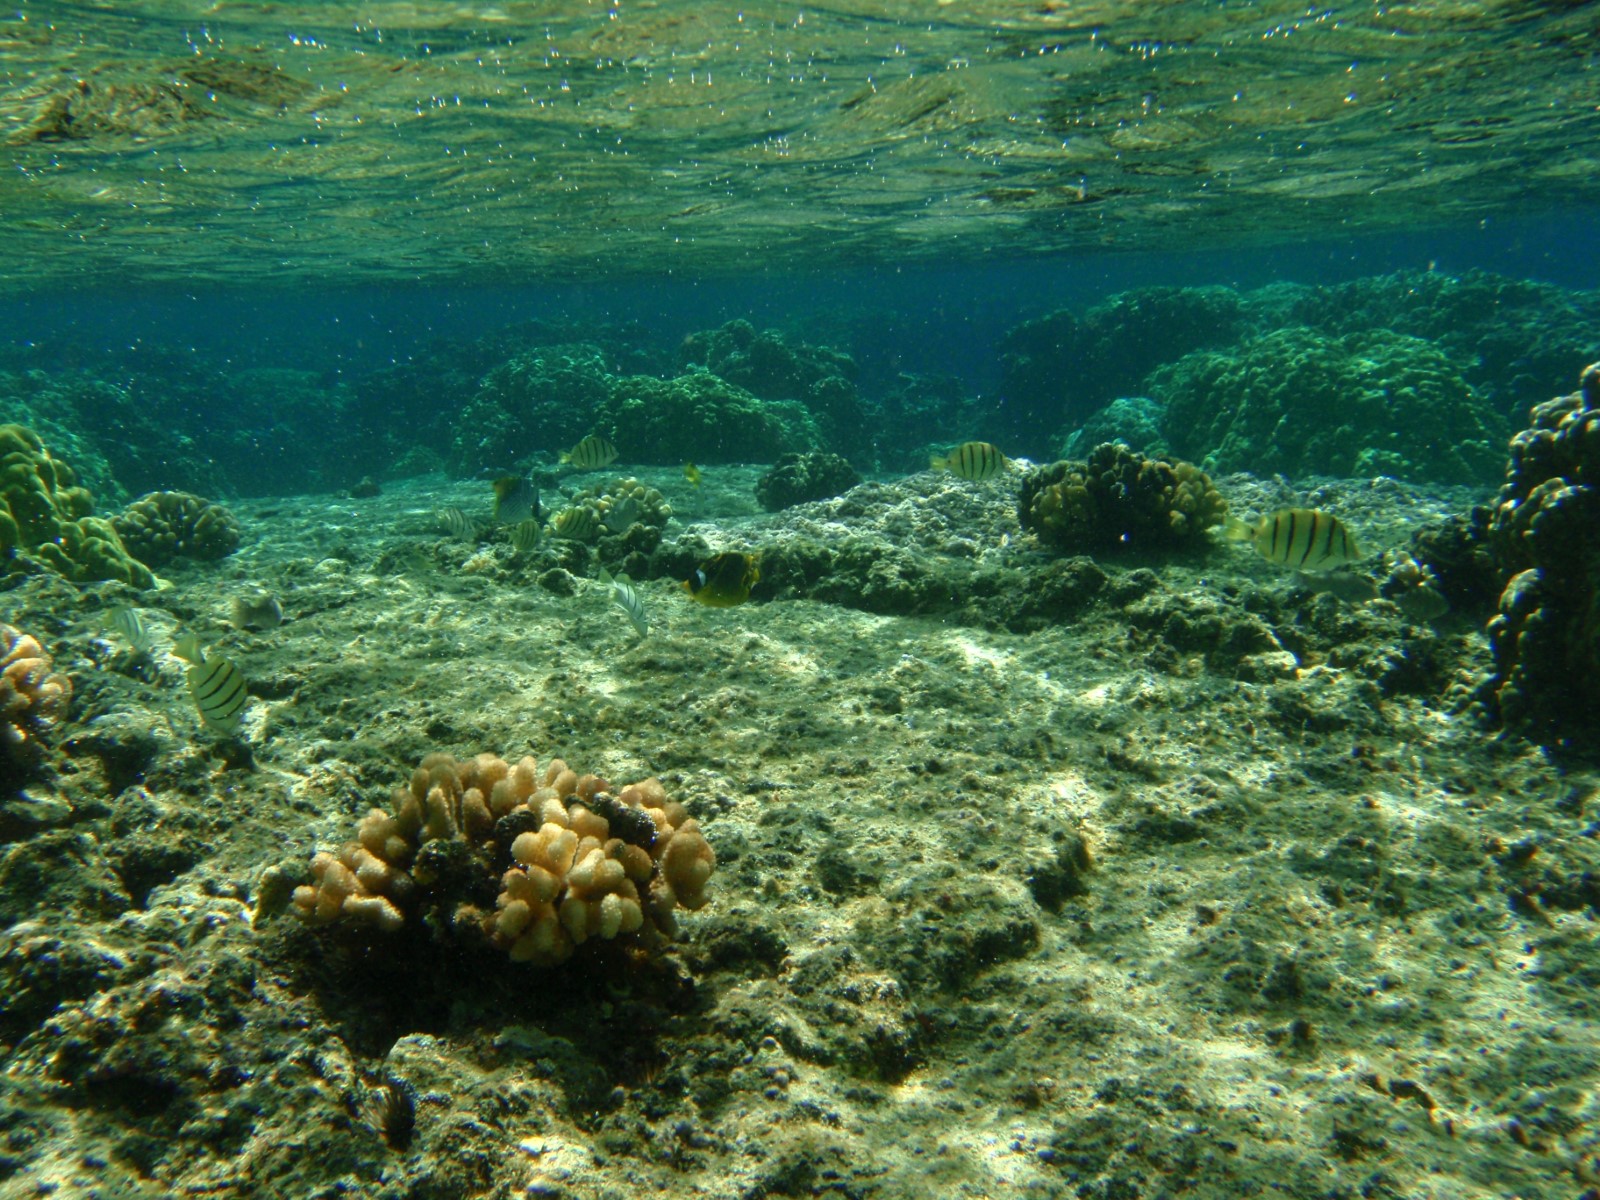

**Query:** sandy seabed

left=0, top=467, right=1595, bottom=1200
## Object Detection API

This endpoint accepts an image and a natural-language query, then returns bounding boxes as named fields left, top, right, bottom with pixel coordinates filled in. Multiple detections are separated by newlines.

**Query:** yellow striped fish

left=510, top=518, right=542, bottom=553
left=173, top=633, right=249, bottom=735
left=551, top=506, right=601, bottom=541
left=1226, top=508, right=1365, bottom=573
left=560, top=434, right=619, bottom=471
left=436, top=507, right=476, bottom=540
left=930, top=441, right=1008, bottom=481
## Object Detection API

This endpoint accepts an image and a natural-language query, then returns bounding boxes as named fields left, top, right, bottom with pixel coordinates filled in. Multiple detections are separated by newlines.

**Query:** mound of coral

left=756, top=451, right=863, bottom=511
left=1, top=623, right=70, bottom=787
left=1481, top=363, right=1600, bottom=745
left=111, top=490, right=241, bottom=566
left=1018, top=442, right=1228, bottom=554
left=597, top=369, right=819, bottom=465
left=447, top=343, right=615, bottom=477
left=996, top=286, right=1252, bottom=454
left=0, top=423, right=154, bottom=587
left=292, top=751, right=715, bottom=967
left=1152, top=327, right=1508, bottom=485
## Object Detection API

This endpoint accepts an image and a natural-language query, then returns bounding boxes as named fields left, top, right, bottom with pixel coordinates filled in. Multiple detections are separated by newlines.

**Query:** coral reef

left=996, top=286, right=1251, bottom=454
left=292, top=751, right=715, bottom=966
left=1152, top=327, right=1507, bottom=484
left=1, top=623, right=71, bottom=783
left=112, top=491, right=241, bottom=566
left=447, top=343, right=615, bottom=477
left=680, top=320, right=866, bottom=459
left=547, top=476, right=672, bottom=576
left=1063, top=395, right=1169, bottom=460
left=756, top=451, right=863, bottom=511
left=1481, top=364, right=1600, bottom=744
left=0, top=423, right=155, bottom=587
left=596, top=369, right=820, bottom=465
left=1018, top=442, right=1228, bottom=554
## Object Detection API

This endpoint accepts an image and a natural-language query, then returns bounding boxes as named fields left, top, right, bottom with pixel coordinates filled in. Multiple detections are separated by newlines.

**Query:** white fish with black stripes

left=598, top=565, right=649, bottom=638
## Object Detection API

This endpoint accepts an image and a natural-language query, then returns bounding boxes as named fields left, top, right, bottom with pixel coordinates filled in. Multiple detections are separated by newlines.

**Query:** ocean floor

left=2, top=466, right=1598, bottom=1200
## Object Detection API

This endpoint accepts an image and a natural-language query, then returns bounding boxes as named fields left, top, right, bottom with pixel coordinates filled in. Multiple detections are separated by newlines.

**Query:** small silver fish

left=107, top=605, right=153, bottom=653
left=599, top=565, right=648, bottom=637
left=510, top=518, right=542, bottom=553
left=602, top=495, right=640, bottom=534
left=437, top=507, right=477, bottom=540
left=173, top=633, right=249, bottom=735
left=230, top=589, right=283, bottom=631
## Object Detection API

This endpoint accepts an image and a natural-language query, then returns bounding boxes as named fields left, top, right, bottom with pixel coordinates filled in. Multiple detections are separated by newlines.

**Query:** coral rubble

left=1482, top=363, right=1600, bottom=744
left=0, top=423, right=155, bottom=587
left=1018, top=442, right=1228, bottom=554
left=111, top=490, right=242, bottom=566
left=292, top=751, right=715, bottom=966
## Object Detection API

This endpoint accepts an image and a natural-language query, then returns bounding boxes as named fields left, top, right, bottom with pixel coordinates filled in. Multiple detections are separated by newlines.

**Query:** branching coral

left=0, top=423, right=154, bottom=588
left=1018, top=442, right=1227, bottom=554
left=1481, top=363, right=1600, bottom=744
left=112, top=491, right=241, bottom=566
left=1, top=623, right=71, bottom=775
left=292, top=751, right=715, bottom=966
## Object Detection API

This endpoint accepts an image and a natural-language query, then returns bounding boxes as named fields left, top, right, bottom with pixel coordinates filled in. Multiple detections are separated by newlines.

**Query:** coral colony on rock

left=3, top=3, right=1600, bottom=1197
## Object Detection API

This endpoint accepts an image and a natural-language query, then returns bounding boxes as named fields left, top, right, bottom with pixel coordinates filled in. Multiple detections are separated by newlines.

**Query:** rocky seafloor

left=2, top=464, right=1598, bottom=1200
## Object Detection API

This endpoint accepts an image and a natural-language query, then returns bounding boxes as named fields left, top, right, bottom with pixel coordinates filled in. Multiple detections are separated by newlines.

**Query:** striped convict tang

left=599, top=565, right=649, bottom=637
left=561, top=434, right=619, bottom=471
left=173, top=632, right=249, bottom=735
left=930, top=441, right=1008, bottom=481
left=1226, top=508, right=1364, bottom=573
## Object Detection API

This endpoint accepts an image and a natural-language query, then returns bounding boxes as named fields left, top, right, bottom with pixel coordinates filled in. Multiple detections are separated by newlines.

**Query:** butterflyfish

left=683, top=462, right=702, bottom=487
left=561, top=434, right=619, bottom=471
left=930, top=441, right=1008, bottom=481
left=683, top=552, right=760, bottom=608
left=1226, top=508, right=1365, bottom=573
left=599, top=565, right=649, bottom=637
left=492, top=474, right=538, bottom=524
left=173, top=632, right=249, bottom=736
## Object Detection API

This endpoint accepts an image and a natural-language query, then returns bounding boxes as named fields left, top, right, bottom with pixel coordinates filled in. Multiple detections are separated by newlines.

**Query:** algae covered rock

left=756, top=452, right=863, bottom=511
left=1019, top=442, right=1227, bottom=555
left=1153, top=327, right=1507, bottom=485
left=111, top=491, right=241, bottom=567
left=597, top=369, right=820, bottom=465
left=0, top=423, right=154, bottom=587
left=1481, top=364, right=1600, bottom=745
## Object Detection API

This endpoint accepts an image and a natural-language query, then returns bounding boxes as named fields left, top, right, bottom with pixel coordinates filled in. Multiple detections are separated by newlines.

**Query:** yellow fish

left=930, top=441, right=1007, bottom=481
left=683, top=462, right=702, bottom=488
left=683, top=552, right=760, bottom=607
left=1225, top=508, right=1364, bottom=572
left=173, top=633, right=249, bottom=735
left=560, top=434, right=619, bottom=471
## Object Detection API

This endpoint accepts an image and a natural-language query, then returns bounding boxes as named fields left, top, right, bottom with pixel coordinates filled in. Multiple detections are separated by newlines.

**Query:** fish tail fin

left=1222, top=516, right=1253, bottom=543
left=598, top=565, right=615, bottom=586
left=929, top=454, right=947, bottom=472
left=173, top=632, right=203, bottom=664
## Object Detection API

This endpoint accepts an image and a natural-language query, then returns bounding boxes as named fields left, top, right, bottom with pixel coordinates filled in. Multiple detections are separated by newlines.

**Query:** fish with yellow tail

left=683, top=551, right=760, bottom=608
left=683, top=462, right=702, bottom=488
left=173, top=632, right=250, bottom=735
left=930, top=441, right=1008, bottom=481
left=1225, top=508, right=1365, bottom=573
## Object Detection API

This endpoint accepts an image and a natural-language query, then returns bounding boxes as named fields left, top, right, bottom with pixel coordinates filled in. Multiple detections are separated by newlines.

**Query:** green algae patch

left=1153, top=327, right=1509, bottom=485
left=0, top=424, right=154, bottom=588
